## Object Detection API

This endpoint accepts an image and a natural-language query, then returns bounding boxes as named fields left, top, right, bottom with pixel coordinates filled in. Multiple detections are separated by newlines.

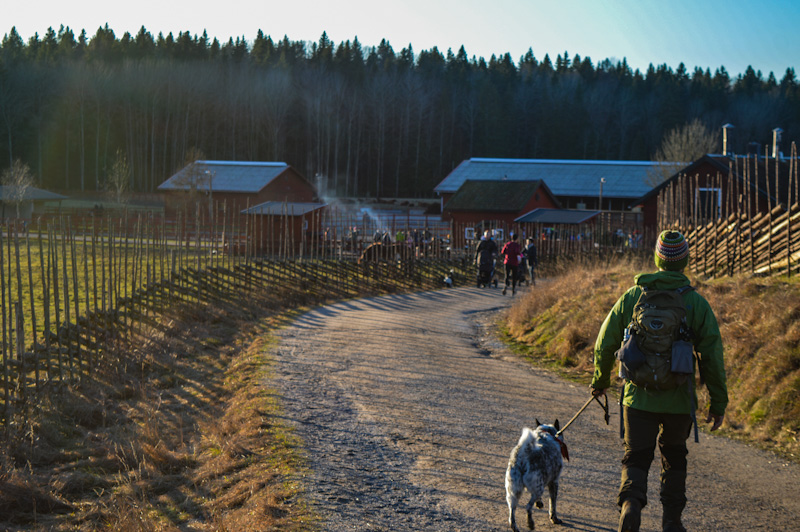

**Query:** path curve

left=272, top=286, right=800, bottom=531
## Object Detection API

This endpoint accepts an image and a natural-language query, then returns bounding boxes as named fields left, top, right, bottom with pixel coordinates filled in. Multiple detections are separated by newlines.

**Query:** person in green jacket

left=591, top=230, right=728, bottom=532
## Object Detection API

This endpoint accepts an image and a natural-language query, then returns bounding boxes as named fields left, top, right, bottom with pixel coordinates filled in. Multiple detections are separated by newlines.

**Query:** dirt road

left=272, top=286, right=800, bottom=531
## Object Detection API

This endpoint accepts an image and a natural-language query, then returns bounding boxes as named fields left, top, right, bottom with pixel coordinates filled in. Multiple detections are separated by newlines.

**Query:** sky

left=5, top=0, right=800, bottom=79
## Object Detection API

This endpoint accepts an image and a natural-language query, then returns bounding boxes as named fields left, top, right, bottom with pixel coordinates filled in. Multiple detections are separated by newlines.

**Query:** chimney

left=722, top=123, right=734, bottom=156
left=772, top=127, right=783, bottom=159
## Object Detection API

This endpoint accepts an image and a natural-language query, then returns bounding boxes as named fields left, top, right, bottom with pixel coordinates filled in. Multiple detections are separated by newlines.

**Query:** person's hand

left=591, top=387, right=606, bottom=398
left=706, top=411, right=724, bottom=431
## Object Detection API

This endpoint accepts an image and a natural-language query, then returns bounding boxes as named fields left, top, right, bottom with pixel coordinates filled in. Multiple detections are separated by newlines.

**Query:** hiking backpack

left=615, top=286, right=695, bottom=390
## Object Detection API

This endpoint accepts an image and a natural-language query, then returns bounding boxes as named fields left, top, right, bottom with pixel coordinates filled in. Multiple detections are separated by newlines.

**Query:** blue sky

left=6, top=0, right=799, bottom=78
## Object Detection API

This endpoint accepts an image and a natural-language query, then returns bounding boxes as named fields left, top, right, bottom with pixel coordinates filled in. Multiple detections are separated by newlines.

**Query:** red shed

left=157, top=160, right=317, bottom=220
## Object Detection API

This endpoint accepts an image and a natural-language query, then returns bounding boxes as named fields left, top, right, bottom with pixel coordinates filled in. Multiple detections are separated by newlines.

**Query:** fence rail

left=0, top=201, right=656, bottom=430
left=0, top=209, right=473, bottom=429
left=658, top=143, right=799, bottom=278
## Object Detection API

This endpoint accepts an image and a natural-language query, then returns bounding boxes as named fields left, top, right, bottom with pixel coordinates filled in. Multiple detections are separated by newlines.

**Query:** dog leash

left=556, top=393, right=610, bottom=437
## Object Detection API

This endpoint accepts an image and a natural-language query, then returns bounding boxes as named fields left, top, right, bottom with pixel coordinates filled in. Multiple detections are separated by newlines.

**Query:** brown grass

left=504, top=259, right=800, bottom=461
left=0, top=258, right=463, bottom=530
left=0, top=294, right=314, bottom=531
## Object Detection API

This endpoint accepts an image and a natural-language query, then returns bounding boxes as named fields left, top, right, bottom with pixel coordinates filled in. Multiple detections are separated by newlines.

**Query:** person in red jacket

left=500, top=233, right=522, bottom=295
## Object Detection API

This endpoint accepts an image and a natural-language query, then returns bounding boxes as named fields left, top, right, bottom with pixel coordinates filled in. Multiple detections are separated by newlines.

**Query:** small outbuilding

left=158, top=160, right=318, bottom=220
left=0, top=186, right=66, bottom=220
left=240, top=201, right=328, bottom=256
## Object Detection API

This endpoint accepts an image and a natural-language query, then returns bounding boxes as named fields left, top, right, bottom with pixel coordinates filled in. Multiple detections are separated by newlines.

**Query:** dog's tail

left=517, top=427, right=535, bottom=447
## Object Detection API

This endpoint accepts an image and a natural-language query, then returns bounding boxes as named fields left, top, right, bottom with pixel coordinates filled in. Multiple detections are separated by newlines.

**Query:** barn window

left=696, top=187, right=722, bottom=220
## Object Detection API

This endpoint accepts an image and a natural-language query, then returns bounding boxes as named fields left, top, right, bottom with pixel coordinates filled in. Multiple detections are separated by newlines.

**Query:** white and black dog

left=505, top=420, right=567, bottom=531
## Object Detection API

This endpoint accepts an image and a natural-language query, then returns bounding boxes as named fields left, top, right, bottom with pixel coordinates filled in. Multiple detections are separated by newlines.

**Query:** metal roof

left=0, top=186, right=67, bottom=201
left=434, top=158, right=679, bottom=199
left=242, top=201, right=327, bottom=216
left=158, top=160, right=291, bottom=193
left=515, top=208, right=600, bottom=224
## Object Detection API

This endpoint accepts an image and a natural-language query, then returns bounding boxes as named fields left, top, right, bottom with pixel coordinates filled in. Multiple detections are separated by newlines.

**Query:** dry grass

left=0, top=258, right=463, bottom=530
left=504, top=259, right=800, bottom=461
left=0, top=294, right=314, bottom=531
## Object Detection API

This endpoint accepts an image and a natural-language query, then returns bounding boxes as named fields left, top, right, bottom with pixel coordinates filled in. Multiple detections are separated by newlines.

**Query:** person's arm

left=591, top=288, right=636, bottom=391
left=690, top=294, right=728, bottom=428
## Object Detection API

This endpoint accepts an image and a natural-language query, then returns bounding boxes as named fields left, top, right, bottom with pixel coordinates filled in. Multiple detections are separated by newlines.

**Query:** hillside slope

left=504, top=259, right=800, bottom=461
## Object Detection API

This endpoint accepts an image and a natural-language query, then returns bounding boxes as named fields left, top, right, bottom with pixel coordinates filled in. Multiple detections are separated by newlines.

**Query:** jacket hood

left=634, top=270, right=690, bottom=289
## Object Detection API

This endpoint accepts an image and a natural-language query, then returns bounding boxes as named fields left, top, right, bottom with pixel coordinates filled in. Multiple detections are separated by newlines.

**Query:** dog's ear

left=554, top=419, right=560, bottom=431
left=535, top=418, right=540, bottom=427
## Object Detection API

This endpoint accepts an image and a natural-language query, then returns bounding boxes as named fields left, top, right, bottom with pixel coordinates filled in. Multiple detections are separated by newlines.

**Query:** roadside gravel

left=272, top=286, right=800, bottom=531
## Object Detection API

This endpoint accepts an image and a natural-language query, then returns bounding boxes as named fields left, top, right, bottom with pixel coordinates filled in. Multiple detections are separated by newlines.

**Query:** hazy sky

left=6, top=0, right=799, bottom=78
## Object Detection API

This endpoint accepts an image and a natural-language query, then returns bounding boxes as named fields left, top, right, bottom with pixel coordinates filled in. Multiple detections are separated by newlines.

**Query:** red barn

left=443, top=179, right=560, bottom=247
left=158, top=160, right=318, bottom=220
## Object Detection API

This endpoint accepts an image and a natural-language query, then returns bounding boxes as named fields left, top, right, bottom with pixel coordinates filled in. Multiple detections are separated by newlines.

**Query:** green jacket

left=591, top=270, right=728, bottom=416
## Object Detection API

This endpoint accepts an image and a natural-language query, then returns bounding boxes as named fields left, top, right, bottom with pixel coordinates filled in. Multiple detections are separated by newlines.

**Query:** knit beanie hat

left=654, top=230, right=689, bottom=271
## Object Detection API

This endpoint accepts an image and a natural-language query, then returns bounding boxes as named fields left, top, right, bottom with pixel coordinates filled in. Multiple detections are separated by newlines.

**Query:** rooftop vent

left=722, top=123, right=734, bottom=156
left=772, top=127, right=783, bottom=159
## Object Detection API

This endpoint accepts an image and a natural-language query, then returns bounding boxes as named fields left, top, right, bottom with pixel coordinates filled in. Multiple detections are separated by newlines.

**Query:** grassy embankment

left=0, top=294, right=317, bottom=531
left=503, top=258, right=800, bottom=461
left=0, top=257, right=463, bottom=530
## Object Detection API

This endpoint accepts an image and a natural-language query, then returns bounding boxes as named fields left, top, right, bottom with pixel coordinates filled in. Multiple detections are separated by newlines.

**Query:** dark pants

left=504, top=264, right=518, bottom=289
left=618, top=406, right=693, bottom=512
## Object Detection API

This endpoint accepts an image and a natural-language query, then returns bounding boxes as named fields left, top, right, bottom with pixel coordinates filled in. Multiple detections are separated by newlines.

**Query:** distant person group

left=473, top=229, right=537, bottom=293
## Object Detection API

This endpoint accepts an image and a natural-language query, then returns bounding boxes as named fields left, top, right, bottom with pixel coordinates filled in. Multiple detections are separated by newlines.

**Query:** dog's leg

left=525, top=494, right=538, bottom=530
left=506, top=489, right=521, bottom=532
left=548, top=480, right=563, bottom=525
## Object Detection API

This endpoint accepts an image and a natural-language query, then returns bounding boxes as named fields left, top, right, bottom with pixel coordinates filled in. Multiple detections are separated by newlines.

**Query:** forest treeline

left=1, top=24, right=799, bottom=198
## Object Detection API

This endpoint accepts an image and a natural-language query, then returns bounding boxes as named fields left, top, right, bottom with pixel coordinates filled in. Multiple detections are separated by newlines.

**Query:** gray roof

left=158, top=161, right=293, bottom=193
left=435, top=158, right=680, bottom=199
left=515, top=208, right=600, bottom=224
left=0, top=186, right=66, bottom=201
left=242, top=201, right=327, bottom=216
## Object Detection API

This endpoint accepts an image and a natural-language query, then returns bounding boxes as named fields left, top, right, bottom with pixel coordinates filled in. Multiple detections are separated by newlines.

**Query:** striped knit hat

left=654, top=230, right=689, bottom=271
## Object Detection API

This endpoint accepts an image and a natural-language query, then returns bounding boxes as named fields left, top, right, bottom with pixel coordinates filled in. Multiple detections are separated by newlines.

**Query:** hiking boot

left=662, top=509, right=686, bottom=532
left=512, top=286, right=516, bottom=296
left=619, top=498, right=642, bottom=532
left=502, top=287, right=507, bottom=295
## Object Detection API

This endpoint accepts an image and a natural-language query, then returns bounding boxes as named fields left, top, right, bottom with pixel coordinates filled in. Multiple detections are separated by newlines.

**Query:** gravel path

left=272, top=286, right=800, bottom=531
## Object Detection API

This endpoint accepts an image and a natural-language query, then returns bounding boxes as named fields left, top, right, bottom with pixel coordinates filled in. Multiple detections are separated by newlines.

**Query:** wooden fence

left=658, top=143, right=799, bottom=278
left=0, top=210, right=468, bottom=429
left=0, top=199, right=660, bottom=429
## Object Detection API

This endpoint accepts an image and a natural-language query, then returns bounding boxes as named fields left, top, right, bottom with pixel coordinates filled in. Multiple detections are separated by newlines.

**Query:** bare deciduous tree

left=1, top=159, right=35, bottom=218
left=105, top=148, right=130, bottom=205
left=648, top=119, right=720, bottom=186
left=172, top=148, right=213, bottom=215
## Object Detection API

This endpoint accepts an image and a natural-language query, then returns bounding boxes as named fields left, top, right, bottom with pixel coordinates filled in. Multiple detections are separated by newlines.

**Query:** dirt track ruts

left=271, top=286, right=800, bottom=531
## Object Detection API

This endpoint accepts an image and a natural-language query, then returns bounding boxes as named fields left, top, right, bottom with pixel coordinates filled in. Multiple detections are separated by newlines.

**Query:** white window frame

left=696, top=187, right=722, bottom=219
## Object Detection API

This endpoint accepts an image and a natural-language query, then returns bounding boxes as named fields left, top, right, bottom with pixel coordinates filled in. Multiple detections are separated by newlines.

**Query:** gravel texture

left=272, top=286, right=800, bottom=531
